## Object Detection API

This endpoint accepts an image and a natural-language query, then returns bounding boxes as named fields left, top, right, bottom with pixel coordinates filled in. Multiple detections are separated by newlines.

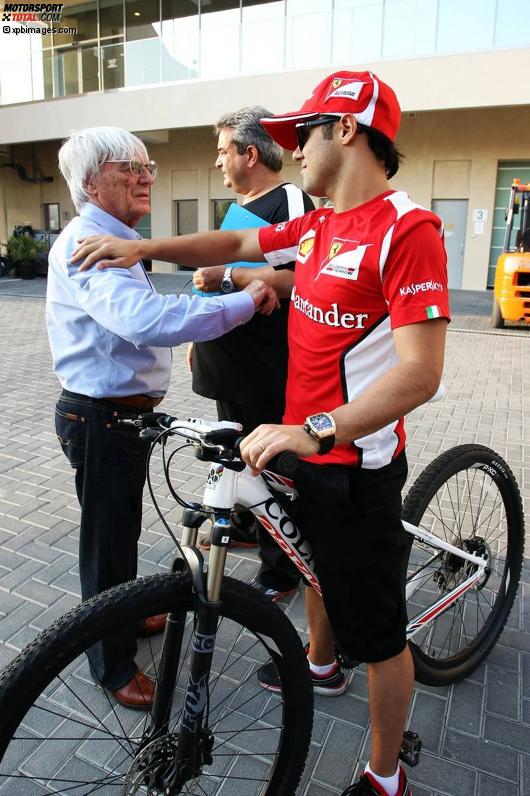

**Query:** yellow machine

left=492, top=179, right=530, bottom=328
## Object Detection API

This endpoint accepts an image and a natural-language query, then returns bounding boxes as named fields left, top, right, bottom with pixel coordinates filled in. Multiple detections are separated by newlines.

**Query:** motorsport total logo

left=2, top=2, right=63, bottom=22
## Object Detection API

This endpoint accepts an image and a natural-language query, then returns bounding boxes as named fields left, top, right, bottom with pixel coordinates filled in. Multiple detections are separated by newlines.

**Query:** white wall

left=1, top=47, right=530, bottom=146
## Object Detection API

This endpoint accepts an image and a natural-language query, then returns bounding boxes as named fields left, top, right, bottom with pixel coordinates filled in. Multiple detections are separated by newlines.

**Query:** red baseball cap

left=261, top=70, right=401, bottom=150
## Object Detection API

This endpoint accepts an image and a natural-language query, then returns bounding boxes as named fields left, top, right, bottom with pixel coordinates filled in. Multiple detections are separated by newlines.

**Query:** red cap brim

left=260, top=112, right=319, bottom=151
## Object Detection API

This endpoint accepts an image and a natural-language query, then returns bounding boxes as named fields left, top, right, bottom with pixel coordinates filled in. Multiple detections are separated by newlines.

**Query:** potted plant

left=6, top=234, right=45, bottom=279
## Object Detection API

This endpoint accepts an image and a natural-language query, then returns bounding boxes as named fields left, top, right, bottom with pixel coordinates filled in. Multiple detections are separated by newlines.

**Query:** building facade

left=1, top=0, right=530, bottom=288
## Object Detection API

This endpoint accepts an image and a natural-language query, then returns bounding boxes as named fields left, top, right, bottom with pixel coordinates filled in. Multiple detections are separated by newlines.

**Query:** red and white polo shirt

left=258, top=189, right=450, bottom=468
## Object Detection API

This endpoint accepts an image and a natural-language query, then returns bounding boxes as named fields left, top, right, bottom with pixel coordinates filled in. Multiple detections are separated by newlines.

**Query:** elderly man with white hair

left=46, top=126, right=275, bottom=710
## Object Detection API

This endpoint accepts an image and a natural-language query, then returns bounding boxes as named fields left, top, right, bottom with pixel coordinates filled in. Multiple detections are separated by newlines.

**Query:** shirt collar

left=80, top=203, right=141, bottom=240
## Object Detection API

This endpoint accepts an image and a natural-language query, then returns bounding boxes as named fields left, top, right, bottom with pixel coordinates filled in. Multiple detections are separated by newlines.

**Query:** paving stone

left=478, top=773, right=519, bottom=796
left=485, top=644, right=520, bottom=673
left=484, top=713, right=530, bottom=757
left=0, top=559, right=44, bottom=590
left=311, top=721, right=364, bottom=792
left=486, top=664, right=520, bottom=721
left=410, top=691, right=448, bottom=754
left=0, top=601, right=43, bottom=641
left=51, top=571, right=81, bottom=596
left=14, top=578, right=64, bottom=606
left=33, top=554, right=78, bottom=585
left=411, top=752, right=477, bottom=796
left=522, top=755, right=530, bottom=796
left=443, top=728, right=519, bottom=782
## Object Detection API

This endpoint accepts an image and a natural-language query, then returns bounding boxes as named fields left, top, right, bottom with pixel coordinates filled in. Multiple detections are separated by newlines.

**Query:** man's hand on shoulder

left=243, top=279, right=280, bottom=315
left=193, top=266, right=225, bottom=293
left=70, top=235, right=144, bottom=272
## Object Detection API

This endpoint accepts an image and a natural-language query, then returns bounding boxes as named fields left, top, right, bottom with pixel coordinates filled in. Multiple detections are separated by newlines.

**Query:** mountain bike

left=0, top=412, right=524, bottom=794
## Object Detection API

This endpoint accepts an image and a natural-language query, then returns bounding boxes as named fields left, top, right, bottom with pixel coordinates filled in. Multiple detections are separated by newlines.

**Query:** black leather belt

left=61, top=389, right=163, bottom=411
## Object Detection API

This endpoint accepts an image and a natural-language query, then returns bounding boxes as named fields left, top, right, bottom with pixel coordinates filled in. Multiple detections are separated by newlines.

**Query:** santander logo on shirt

left=291, top=285, right=369, bottom=330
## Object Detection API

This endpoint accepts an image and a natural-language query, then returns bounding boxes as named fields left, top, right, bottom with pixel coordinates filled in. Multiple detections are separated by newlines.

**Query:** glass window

left=175, top=199, right=198, bottom=235
left=43, top=203, right=61, bottom=231
left=200, top=0, right=240, bottom=79
left=161, top=0, right=199, bottom=81
left=332, top=0, right=383, bottom=64
left=0, top=37, right=33, bottom=104
left=241, top=0, right=285, bottom=75
left=285, top=0, right=332, bottom=71
left=100, top=0, right=124, bottom=38
left=135, top=213, right=152, bottom=270
left=135, top=213, right=152, bottom=237
left=101, top=40, right=125, bottom=89
left=124, top=37, right=161, bottom=85
left=30, top=39, right=53, bottom=100
left=437, top=0, right=496, bottom=54
left=174, top=199, right=198, bottom=270
left=212, top=199, right=236, bottom=230
left=494, top=0, right=530, bottom=48
left=81, top=45, right=100, bottom=92
left=60, top=1, right=98, bottom=45
left=126, top=0, right=160, bottom=41
left=53, top=48, right=81, bottom=96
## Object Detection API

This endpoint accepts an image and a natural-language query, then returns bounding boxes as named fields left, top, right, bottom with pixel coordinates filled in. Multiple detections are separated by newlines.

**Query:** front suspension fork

left=162, top=515, right=232, bottom=792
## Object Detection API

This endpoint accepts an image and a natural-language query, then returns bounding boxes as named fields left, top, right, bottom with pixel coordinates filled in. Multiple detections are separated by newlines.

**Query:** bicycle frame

left=201, top=459, right=489, bottom=642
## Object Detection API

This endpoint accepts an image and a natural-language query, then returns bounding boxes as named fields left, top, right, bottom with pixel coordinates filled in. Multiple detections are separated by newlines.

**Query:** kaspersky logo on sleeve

left=2, top=2, right=63, bottom=22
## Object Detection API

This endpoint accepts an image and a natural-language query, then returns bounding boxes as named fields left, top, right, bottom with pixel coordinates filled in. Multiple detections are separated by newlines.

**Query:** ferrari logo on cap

left=326, top=78, right=367, bottom=103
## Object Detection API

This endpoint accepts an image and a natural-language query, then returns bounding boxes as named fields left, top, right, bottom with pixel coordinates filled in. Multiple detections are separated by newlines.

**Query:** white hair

left=58, top=126, right=149, bottom=213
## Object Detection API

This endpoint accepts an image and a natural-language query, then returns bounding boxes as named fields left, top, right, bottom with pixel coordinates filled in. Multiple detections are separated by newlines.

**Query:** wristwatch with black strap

left=303, top=412, right=336, bottom=455
left=220, top=266, right=235, bottom=293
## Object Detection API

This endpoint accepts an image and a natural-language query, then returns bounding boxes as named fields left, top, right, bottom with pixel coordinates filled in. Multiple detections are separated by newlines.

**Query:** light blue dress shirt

left=46, top=203, right=255, bottom=398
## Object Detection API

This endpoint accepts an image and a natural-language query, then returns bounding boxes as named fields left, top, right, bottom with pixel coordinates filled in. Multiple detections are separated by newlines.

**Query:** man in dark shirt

left=191, top=106, right=314, bottom=599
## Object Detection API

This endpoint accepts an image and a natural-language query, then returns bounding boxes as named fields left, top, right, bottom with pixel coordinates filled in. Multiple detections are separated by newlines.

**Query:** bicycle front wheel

left=403, top=444, right=524, bottom=686
left=0, top=573, right=312, bottom=795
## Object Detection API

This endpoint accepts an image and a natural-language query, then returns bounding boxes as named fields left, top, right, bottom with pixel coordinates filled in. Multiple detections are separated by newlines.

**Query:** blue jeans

left=55, top=389, right=151, bottom=690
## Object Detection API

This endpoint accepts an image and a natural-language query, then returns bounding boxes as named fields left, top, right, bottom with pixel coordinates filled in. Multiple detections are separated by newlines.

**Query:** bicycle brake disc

left=124, top=735, right=177, bottom=795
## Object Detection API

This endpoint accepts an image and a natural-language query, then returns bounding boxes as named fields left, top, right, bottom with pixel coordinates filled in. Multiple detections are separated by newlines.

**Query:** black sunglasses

left=295, top=116, right=340, bottom=151
left=295, top=117, right=366, bottom=151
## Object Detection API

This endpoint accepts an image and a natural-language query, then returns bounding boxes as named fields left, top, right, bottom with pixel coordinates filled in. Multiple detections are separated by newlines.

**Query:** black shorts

left=294, top=452, right=410, bottom=663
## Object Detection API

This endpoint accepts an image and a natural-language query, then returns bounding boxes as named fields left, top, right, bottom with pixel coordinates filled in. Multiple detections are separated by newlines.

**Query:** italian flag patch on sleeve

left=426, top=305, right=441, bottom=319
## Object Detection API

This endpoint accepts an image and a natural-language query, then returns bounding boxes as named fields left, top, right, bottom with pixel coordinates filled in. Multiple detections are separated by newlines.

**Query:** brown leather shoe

left=137, top=613, right=168, bottom=637
left=113, top=671, right=155, bottom=710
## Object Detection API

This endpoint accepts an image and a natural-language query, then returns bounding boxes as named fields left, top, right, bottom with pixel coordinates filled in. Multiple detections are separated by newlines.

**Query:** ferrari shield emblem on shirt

left=328, top=241, right=343, bottom=259
left=316, top=237, right=372, bottom=281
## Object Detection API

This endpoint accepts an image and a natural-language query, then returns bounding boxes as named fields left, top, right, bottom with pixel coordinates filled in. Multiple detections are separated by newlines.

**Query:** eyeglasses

left=106, top=159, right=158, bottom=178
left=295, top=116, right=340, bottom=151
left=295, top=117, right=366, bottom=151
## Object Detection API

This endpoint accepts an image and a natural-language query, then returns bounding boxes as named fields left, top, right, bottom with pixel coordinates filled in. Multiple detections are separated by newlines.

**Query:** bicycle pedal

left=399, top=730, right=422, bottom=767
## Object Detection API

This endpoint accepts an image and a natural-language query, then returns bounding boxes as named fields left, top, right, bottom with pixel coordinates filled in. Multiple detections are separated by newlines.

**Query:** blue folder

left=192, top=202, right=270, bottom=297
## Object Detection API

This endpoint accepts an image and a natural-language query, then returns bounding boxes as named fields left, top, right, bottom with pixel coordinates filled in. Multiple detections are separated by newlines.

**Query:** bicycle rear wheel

left=0, top=573, right=312, bottom=795
left=403, top=444, right=524, bottom=686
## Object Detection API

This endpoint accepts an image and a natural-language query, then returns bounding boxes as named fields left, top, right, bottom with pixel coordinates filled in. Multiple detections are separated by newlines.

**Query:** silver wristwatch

left=220, top=266, right=235, bottom=293
left=303, top=412, right=336, bottom=455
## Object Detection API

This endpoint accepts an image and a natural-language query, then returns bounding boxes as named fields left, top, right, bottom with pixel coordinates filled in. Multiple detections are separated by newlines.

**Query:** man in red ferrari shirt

left=72, top=69, right=449, bottom=796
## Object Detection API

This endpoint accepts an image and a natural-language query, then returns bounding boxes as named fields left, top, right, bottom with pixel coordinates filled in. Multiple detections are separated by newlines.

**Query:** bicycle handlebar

left=118, top=413, right=300, bottom=477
